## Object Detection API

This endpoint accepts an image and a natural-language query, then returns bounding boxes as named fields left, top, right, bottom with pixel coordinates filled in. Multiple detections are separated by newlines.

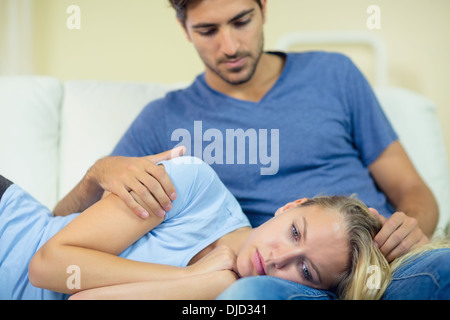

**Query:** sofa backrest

left=0, top=76, right=61, bottom=207
left=58, top=80, right=187, bottom=200
left=375, top=87, right=450, bottom=234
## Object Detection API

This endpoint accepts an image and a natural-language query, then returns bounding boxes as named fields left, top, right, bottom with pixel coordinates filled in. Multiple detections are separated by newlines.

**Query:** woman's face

left=236, top=200, right=350, bottom=290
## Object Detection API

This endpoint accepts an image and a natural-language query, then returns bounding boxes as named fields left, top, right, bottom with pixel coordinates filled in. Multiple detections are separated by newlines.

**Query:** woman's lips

left=252, top=249, right=266, bottom=275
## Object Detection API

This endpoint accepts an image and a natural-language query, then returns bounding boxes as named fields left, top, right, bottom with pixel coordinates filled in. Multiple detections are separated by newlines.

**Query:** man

left=54, top=0, right=444, bottom=299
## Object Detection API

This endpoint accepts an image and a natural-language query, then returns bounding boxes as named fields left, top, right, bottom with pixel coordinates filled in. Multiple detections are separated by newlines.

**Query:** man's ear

left=260, top=0, right=268, bottom=23
left=274, top=198, right=308, bottom=216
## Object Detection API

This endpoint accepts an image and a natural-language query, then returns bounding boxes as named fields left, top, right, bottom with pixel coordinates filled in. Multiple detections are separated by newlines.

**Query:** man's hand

left=370, top=209, right=429, bottom=262
left=90, top=146, right=185, bottom=219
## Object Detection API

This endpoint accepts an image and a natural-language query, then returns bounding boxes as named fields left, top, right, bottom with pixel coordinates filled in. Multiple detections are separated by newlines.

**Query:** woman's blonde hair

left=301, top=196, right=450, bottom=300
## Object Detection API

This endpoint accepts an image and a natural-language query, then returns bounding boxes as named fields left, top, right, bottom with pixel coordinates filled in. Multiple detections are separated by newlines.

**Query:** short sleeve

left=159, top=156, right=247, bottom=225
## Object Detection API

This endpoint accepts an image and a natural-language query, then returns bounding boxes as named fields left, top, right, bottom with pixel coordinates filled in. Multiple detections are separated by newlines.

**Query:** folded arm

left=69, top=270, right=238, bottom=300
left=29, top=193, right=188, bottom=294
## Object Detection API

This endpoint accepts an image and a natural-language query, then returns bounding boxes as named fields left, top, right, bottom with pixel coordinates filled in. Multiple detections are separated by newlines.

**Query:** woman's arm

left=29, top=192, right=189, bottom=294
left=69, top=270, right=238, bottom=300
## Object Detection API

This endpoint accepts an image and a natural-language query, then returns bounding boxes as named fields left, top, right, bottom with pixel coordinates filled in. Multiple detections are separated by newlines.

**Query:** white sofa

left=0, top=75, right=449, bottom=235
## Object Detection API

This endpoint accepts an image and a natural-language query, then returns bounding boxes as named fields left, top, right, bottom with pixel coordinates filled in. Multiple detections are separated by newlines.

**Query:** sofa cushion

left=58, top=80, right=188, bottom=201
left=375, top=87, right=450, bottom=234
left=0, top=76, right=61, bottom=208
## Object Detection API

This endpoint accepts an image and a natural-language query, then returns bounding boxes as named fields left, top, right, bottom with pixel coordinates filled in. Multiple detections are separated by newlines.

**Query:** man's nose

left=219, top=28, right=240, bottom=57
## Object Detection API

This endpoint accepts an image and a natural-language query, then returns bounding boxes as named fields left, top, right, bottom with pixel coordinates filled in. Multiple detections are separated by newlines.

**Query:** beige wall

left=32, top=0, right=450, bottom=175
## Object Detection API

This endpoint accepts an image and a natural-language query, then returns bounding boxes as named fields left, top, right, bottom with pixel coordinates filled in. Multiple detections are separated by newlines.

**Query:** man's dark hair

left=168, top=0, right=263, bottom=26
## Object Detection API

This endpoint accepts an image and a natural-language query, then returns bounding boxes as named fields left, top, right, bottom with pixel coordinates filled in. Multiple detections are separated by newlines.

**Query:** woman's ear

left=274, top=198, right=308, bottom=216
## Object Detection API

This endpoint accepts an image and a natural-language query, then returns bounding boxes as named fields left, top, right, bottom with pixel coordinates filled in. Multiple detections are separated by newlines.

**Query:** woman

left=0, top=156, right=448, bottom=299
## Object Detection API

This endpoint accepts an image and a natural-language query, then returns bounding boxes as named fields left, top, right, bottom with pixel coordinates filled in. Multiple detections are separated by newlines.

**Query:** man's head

left=168, top=0, right=263, bottom=27
left=168, top=0, right=267, bottom=86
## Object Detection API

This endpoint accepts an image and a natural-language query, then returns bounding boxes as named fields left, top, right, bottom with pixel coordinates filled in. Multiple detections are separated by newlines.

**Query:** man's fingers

left=129, top=189, right=166, bottom=219
left=146, top=146, right=186, bottom=163
left=146, top=163, right=177, bottom=201
left=117, top=188, right=150, bottom=219
left=383, top=229, right=427, bottom=262
left=373, top=211, right=429, bottom=262
left=136, top=173, right=173, bottom=214
left=373, top=211, right=404, bottom=252
left=369, top=207, right=387, bottom=224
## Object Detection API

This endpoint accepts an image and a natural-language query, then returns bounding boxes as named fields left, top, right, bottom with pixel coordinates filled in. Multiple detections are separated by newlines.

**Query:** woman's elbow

left=28, top=249, right=48, bottom=289
left=28, top=243, right=64, bottom=290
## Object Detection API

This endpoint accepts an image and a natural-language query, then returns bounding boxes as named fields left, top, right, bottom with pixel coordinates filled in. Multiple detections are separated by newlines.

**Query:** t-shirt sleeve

left=343, top=56, right=398, bottom=166
left=160, top=157, right=250, bottom=226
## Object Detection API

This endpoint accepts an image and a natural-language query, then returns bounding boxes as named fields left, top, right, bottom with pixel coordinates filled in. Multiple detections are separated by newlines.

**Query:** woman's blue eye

left=291, top=225, right=299, bottom=239
left=302, top=262, right=311, bottom=280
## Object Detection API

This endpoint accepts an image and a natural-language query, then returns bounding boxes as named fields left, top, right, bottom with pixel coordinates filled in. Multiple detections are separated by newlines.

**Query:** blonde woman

left=1, top=157, right=449, bottom=299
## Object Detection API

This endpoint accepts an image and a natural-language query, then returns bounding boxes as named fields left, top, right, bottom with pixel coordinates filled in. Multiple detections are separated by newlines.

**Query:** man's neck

left=205, top=52, right=286, bottom=103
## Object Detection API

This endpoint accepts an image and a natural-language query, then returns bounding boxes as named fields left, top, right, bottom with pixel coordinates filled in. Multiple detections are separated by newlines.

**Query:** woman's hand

left=187, top=245, right=239, bottom=276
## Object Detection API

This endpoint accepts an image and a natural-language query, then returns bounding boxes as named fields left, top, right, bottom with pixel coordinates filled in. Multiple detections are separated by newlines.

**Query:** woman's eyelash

left=302, top=262, right=311, bottom=281
left=291, top=224, right=312, bottom=281
left=291, top=224, right=299, bottom=240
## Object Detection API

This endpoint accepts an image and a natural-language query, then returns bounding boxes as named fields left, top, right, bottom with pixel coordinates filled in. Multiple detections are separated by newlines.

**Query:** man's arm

left=53, top=147, right=184, bottom=218
left=369, top=140, right=438, bottom=261
left=52, top=165, right=104, bottom=217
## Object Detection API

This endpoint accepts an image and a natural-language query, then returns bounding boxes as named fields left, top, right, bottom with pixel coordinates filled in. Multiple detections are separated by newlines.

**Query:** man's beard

left=204, top=40, right=264, bottom=86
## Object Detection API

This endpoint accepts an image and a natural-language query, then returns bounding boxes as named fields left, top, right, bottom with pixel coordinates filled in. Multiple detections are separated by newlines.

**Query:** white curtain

left=0, top=0, right=33, bottom=74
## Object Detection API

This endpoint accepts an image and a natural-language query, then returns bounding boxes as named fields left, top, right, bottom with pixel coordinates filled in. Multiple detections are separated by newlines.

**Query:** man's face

left=183, top=0, right=266, bottom=86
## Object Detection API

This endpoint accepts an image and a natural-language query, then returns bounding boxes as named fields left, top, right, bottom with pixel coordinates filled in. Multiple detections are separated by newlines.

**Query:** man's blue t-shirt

left=112, top=51, right=398, bottom=227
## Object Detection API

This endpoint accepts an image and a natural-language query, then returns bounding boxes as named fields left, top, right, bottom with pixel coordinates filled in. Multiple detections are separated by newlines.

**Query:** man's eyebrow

left=191, top=8, right=255, bottom=29
left=229, top=8, right=255, bottom=23
left=302, top=216, right=322, bottom=285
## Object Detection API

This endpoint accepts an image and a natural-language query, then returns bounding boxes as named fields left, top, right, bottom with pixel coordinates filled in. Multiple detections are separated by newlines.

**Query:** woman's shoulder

left=158, top=156, right=222, bottom=218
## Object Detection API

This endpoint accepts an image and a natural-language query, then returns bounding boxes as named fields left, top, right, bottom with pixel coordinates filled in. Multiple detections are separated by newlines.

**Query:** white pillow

left=375, top=87, right=450, bottom=234
left=58, top=80, right=188, bottom=200
left=0, top=76, right=61, bottom=208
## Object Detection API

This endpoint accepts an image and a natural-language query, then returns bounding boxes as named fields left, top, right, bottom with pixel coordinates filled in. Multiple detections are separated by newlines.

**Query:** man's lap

left=216, top=275, right=335, bottom=300
left=217, top=248, right=450, bottom=300
left=383, top=248, right=450, bottom=299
